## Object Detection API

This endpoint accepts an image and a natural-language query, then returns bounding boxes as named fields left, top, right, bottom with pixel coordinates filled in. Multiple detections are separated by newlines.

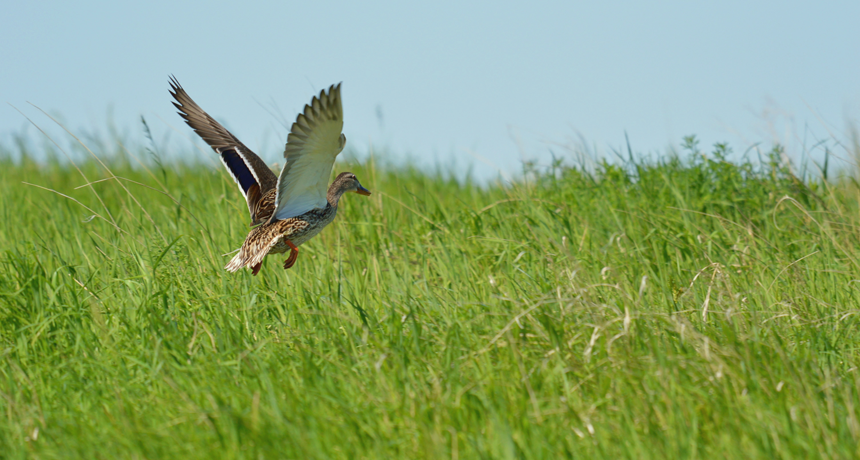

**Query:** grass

left=1, top=135, right=860, bottom=458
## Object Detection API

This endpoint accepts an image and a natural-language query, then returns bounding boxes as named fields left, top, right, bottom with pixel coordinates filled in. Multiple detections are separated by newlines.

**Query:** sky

left=2, top=0, right=859, bottom=180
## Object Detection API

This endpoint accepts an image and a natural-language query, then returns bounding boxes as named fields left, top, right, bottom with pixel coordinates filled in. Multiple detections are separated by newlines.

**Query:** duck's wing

left=169, top=76, right=278, bottom=225
left=270, top=83, right=345, bottom=222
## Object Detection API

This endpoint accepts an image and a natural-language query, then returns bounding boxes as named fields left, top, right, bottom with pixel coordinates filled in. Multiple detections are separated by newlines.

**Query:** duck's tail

left=224, top=247, right=250, bottom=273
left=224, top=229, right=280, bottom=275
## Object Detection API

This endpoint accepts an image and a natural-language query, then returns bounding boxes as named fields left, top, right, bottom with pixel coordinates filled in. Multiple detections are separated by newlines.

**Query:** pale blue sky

left=2, top=0, right=858, bottom=178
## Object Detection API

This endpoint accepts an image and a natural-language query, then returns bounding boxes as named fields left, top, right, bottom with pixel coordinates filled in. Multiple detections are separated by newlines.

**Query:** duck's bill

left=355, top=185, right=371, bottom=196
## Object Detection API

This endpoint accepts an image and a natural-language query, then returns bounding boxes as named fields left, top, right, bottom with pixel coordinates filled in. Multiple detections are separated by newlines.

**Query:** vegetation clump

left=0, top=137, right=858, bottom=458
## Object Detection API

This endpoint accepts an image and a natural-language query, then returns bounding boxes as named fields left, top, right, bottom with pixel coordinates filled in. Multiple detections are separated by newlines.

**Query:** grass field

left=2, top=135, right=860, bottom=459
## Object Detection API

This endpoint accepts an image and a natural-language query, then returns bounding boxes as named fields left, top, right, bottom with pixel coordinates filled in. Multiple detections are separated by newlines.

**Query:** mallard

left=169, top=77, right=370, bottom=275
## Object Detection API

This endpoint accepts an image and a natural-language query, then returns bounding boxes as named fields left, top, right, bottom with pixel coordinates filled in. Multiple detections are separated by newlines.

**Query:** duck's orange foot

left=251, top=262, right=262, bottom=276
left=283, top=241, right=299, bottom=270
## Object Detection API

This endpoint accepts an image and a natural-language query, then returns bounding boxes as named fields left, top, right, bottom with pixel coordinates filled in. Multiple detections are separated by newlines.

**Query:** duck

left=169, top=77, right=370, bottom=275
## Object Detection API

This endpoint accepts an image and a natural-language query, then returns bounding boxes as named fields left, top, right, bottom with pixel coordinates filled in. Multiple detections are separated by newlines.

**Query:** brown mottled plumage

left=169, top=77, right=370, bottom=275
left=225, top=172, right=369, bottom=275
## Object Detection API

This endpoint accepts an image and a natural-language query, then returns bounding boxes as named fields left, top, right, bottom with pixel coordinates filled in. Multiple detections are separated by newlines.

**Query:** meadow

left=1, top=134, right=860, bottom=459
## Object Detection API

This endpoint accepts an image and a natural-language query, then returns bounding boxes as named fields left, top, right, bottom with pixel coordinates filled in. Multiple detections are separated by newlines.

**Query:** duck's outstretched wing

left=169, top=76, right=278, bottom=225
left=270, top=83, right=345, bottom=222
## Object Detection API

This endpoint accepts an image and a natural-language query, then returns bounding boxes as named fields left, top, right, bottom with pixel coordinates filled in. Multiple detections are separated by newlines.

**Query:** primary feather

left=169, top=76, right=278, bottom=226
left=271, top=83, right=345, bottom=222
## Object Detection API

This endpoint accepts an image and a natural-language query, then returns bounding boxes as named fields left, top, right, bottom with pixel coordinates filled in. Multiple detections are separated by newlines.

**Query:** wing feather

left=169, top=76, right=278, bottom=224
left=271, top=83, right=345, bottom=221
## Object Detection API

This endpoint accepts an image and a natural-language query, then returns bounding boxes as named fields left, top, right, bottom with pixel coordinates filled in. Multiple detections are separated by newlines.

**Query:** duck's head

left=328, top=172, right=371, bottom=204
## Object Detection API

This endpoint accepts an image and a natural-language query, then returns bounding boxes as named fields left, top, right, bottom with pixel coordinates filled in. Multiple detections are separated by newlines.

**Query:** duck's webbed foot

left=283, top=241, right=299, bottom=270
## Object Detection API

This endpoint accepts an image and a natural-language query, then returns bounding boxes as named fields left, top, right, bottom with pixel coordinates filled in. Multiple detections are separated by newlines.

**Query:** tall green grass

left=1, top=136, right=859, bottom=458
